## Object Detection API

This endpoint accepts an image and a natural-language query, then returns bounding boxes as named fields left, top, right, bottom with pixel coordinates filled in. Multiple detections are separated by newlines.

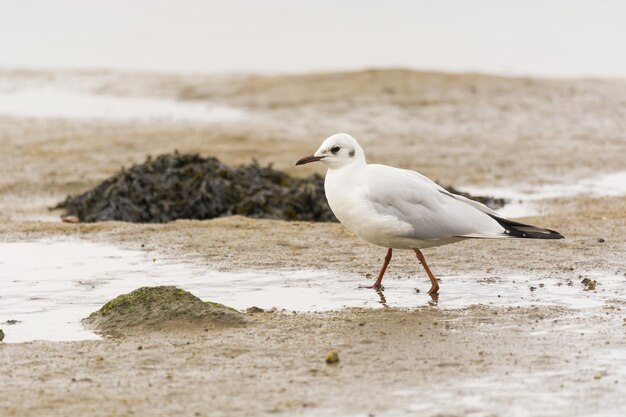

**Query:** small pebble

left=597, top=238, right=605, bottom=243
left=325, top=350, right=339, bottom=364
left=62, top=215, right=80, bottom=223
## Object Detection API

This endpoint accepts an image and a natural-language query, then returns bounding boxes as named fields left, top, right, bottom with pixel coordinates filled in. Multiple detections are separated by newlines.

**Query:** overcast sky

left=1, top=0, right=625, bottom=77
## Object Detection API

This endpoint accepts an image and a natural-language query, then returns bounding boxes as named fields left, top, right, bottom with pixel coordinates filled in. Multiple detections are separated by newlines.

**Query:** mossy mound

left=83, top=286, right=244, bottom=335
left=56, top=152, right=335, bottom=223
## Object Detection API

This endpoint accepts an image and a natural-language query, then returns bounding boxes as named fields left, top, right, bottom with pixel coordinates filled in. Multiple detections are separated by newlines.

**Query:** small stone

left=594, top=372, right=603, bottom=380
left=597, top=238, right=605, bottom=243
left=246, top=306, right=265, bottom=314
left=95, top=355, right=104, bottom=362
left=325, top=350, right=339, bottom=364
left=587, top=280, right=597, bottom=291
left=62, top=215, right=80, bottom=223
left=529, top=286, right=537, bottom=292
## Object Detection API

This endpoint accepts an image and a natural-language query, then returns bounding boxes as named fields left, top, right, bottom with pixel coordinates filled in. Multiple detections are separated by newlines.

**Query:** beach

left=1, top=69, right=625, bottom=416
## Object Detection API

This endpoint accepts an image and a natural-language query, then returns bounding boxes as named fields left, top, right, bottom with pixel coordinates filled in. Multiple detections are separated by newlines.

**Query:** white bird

left=296, top=133, right=563, bottom=295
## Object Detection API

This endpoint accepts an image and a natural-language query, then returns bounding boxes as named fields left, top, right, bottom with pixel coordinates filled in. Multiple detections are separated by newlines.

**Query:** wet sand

left=3, top=306, right=625, bottom=417
left=1, top=69, right=625, bottom=416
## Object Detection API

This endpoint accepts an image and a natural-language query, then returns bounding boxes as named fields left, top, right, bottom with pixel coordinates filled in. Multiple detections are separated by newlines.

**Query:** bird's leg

left=413, top=248, right=440, bottom=295
left=361, top=248, right=392, bottom=289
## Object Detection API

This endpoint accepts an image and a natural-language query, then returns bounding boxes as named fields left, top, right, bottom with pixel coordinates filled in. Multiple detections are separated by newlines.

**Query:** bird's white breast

left=324, top=166, right=416, bottom=248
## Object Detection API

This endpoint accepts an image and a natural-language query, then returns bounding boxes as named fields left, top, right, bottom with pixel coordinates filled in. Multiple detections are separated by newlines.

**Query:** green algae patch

left=83, top=286, right=244, bottom=336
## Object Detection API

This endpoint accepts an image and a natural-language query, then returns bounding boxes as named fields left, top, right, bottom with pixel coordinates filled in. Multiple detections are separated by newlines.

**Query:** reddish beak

left=295, top=155, right=324, bottom=166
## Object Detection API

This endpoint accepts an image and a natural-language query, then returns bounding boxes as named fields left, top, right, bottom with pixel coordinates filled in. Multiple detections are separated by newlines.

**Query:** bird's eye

left=331, top=146, right=341, bottom=154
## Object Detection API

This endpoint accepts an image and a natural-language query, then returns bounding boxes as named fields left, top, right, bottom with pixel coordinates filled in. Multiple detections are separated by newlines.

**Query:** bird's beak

left=295, top=154, right=324, bottom=166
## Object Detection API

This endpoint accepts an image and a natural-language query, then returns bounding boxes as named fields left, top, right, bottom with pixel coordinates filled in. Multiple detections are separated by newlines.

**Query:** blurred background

left=2, top=0, right=626, bottom=77
left=1, top=0, right=625, bottom=220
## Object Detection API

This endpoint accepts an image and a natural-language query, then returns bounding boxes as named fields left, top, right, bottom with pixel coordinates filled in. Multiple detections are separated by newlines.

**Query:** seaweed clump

left=83, top=286, right=244, bottom=336
left=56, top=152, right=505, bottom=224
left=56, top=152, right=335, bottom=223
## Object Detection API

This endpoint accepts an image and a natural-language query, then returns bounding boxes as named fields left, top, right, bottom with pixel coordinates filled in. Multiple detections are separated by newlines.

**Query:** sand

left=1, top=69, right=625, bottom=416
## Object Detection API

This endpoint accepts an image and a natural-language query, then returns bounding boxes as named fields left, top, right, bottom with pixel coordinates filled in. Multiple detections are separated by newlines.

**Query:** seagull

left=296, top=133, right=563, bottom=295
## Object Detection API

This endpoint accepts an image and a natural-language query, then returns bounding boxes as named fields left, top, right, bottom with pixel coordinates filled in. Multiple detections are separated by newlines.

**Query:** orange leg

left=361, top=248, right=392, bottom=289
left=413, top=248, right=440, bottom=295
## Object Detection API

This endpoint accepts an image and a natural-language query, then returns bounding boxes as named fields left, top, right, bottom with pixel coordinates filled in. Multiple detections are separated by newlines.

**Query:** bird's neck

left=325, top=161, right=365, bottom=184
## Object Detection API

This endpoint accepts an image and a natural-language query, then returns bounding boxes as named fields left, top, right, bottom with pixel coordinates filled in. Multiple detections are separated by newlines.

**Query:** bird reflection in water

left=373, top=286, right=439, bottom=307
left=428, top=291, right=439, bottom=306
left=375, top=287, right=387, bottom=307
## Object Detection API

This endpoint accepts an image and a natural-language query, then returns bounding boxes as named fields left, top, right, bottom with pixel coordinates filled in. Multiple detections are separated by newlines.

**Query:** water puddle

left=1, top=239, right=623, bottom=343
left=0, top=88, right=245, bottom=123
left=460, top=171, right=626, bottom=218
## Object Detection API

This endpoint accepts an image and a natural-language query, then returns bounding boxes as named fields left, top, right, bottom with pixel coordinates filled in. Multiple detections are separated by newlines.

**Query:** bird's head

left=295, top=133, right=365, bottom=169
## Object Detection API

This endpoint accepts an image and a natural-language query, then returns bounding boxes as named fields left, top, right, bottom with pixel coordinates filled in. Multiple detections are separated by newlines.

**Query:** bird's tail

left=488, top=214, right=564, bottom=239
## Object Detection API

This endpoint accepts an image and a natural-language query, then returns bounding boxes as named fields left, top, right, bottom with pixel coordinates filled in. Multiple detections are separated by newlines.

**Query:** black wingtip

left=488, top=214, right=564, bottom=240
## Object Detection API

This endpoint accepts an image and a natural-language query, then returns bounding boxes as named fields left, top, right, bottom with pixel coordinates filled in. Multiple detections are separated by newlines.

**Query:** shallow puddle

left=461, top=171, right=626, bottom=218
left=0, top=88, right=245, bottom=123
left=1, top=239, right=623, bottom=343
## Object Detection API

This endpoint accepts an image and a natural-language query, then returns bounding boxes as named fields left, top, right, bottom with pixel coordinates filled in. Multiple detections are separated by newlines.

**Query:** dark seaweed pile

left=56, top=152, right=505, bottom=224
left=56, top=153, right=335, bottom=223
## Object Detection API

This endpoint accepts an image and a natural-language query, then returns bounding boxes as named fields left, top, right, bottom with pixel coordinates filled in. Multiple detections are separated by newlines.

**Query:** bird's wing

left=362, top=165, right=506, bottom=240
